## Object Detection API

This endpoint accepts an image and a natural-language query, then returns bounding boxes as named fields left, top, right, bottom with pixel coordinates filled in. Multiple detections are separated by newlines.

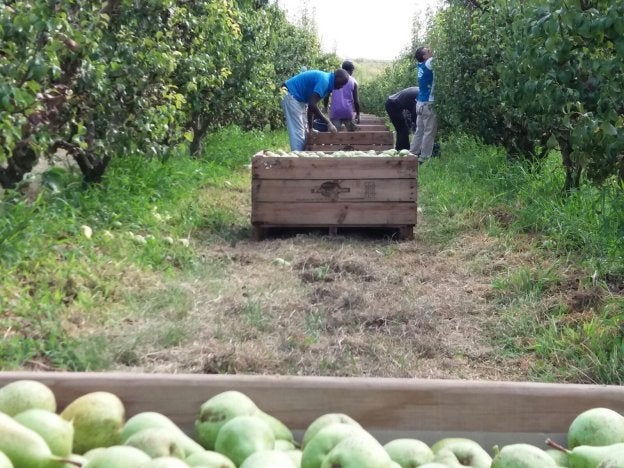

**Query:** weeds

left=1, top=129, right=622, bottom=382
left=425, top=134, right=624, bottom=384
left=0, top=127, right=288, bottom=370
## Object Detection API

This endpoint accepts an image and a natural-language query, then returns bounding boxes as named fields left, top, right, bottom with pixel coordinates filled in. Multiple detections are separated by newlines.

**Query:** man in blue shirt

left=281, top=69, right=350, bottom=151
left=410, top=47, right=438, bottom=162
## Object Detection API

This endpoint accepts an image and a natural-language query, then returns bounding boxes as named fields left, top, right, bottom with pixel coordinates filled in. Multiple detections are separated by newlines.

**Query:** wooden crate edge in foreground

left=1, top=372, right=623, bottom=448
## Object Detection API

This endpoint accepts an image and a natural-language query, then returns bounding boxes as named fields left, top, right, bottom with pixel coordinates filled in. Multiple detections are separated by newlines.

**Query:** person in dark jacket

left=385, top=87, right=419, bottom=150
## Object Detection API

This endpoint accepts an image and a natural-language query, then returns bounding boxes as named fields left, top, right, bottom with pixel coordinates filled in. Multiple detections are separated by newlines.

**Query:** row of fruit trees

left=0, top=0, right=338, bottom=188
left=361, top=0, right=623, bottom=191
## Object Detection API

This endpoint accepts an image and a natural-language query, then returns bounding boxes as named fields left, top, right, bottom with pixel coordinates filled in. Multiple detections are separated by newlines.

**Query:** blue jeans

left=281, top=93, right=307, bottom=151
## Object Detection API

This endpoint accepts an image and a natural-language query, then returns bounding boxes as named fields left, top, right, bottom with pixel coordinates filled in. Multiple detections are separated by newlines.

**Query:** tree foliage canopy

left=0, top=0, right=338, bottom=187
left=362, top=0, right=624, bottom=190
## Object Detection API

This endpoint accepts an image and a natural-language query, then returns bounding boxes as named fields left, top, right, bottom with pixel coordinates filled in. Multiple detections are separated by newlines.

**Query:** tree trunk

left=190, top=114, right=210, bottom=158
left=0, top=143, right=39, bottom=189
left=559, top=137, right=581, bottom=192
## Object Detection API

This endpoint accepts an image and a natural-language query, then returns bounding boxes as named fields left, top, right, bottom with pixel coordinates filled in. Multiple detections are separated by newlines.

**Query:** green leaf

left=546, top=134, right=558, bottom=149
left=600, top=122, right=618, bottom=136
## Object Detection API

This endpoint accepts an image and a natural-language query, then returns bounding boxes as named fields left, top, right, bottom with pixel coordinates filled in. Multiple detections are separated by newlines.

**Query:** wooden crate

left=1, top=372, right=624, bottom=449
left=356, top=124, right=389, bottom=131
left=358, top=113, right=386, bottom=125
left=252, top=154, right=417, bottom=239
left=305, top=131, right=394, bottom=151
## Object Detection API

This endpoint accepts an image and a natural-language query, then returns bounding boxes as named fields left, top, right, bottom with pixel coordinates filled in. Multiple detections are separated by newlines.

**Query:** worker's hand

left=328, top=122, right=338, bottom=133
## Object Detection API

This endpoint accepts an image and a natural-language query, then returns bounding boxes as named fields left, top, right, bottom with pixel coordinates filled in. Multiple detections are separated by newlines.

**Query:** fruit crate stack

left=251, top=148, right=418, bottom=240
left=1, top=372, right=624, bottom=467
left=304, top=113, right=394, bottom=152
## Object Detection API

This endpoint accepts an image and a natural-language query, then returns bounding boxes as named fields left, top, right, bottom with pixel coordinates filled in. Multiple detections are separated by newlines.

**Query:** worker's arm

left=352, top=82, right=361, bottom=123
left=308, top=92, right=337, bottom=133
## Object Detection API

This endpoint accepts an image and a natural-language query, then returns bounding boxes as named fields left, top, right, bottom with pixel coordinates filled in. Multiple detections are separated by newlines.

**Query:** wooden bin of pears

left=251, top=152, right=418, bottom=240
left=1, top=372, right=624, bottom=449
left=304, top=131, right=394, bottom=152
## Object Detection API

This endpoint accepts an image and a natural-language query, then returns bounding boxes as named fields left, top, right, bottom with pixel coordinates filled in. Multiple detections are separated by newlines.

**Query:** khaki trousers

left=410, top=102, right=438, bottom=158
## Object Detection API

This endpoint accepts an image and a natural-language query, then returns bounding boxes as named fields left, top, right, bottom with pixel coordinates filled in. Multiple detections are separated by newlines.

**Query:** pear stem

left=545, top=438, right=571, bottom=453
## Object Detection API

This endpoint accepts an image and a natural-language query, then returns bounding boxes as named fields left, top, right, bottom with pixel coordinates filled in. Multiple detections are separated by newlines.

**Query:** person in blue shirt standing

left=410, top=46, right=438, bottom=162
left=281, top=69, right=350, bottom=151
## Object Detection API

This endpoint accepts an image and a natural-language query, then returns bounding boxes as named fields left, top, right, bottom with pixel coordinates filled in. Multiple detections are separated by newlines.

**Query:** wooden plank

left=252, top=179, right=416, bottom=203
left=357, top=124, right=388, bottom=131
left=307, top=131, right=394, bottom=145
left=306, top=143, right=393, bottom=151
left=251, top=202, right=417, bottom=225
left=359, top=114, right=385, bottom=124
left=252, top=156, right=417, bottom=180
left=0, top=372, right=623, bottom=447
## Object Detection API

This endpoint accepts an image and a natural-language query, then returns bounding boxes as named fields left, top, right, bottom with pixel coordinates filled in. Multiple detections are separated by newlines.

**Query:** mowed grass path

left=1, top=128, right=622, bottom=384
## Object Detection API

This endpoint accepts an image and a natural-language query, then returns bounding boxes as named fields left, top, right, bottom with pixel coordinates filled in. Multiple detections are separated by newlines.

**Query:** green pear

left=83, top=448, right=107, bottom=461
left=61, top=455, right=88, bottom=468
left=491, top=444, right=558, bottom=468
left=195, top=391, right=259, bottom=450
left=239, top=450, right=296, bottom=468
left=431, top=440, right=491, bottom=468
left=123, top=412, right=204, bottom=456
left=568, top=408, right=624, bottom=449
left=256, top=411, right=295, bottom=444
left=431, top=437, right=479, bottom=454
left=302, top=422, right=374, bottom=468
left=214, top=415, right=275, bottom=466
left=185, top=450, right=235, bottom=467
left=384, top=438, right=434, bottom=467
left=82, top=446, right=151, bottom=467
left=545, top=448, right=569, bottom=466
left=125, top=427, right=186, bottom=459
left=138, top=457, right=190, bottom=468
left=596, top=446, right=624, bottom=468
left=319, top=434, right=395, bottom=468
left=284, top=449, right=302, bottom=467
left=0, top=380, right=56, bottom=416
left=418, top=464, right=453, bottom=468
left=61, top=391, right=125, bottom=454
left=302, top=413, right=361, bottom=448
left=0, top=452, right=13, bottom=468
left=0, top=411, right=74, bottom=468
left=275, top=439, right=297, bottom=450
left=564, top=443, right=624, bottom=468
left=14, top=408, right=74, bottom=457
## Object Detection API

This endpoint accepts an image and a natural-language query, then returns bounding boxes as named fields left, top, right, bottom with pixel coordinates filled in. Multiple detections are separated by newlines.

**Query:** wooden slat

left=252, top=178, right=416, bottom=203
left=252, top=156, right=417, bottom=180
left=358, top=115, right=385, bottom=124
left=307, top=131, right=394, bottom=145
left=1, top=373, right=623, bottom=446
left=357, top=124, right=388, bottom=131
left=305, top=144, right=393, bottom=151
left=251, top=202, right=416, bottom=225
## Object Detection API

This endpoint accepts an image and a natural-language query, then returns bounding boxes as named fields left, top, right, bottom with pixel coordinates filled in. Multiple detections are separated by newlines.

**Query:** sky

left=275, top=0, right=442, bottom=61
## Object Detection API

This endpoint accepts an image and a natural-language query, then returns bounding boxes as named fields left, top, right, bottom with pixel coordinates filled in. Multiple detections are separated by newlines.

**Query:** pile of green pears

left=1, top=379, right=624, bottom=467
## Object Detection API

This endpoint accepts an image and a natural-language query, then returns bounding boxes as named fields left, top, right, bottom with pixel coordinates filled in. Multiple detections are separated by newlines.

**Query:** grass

left=419, top=133, right=624, bottom=383
left=1, top=128, right=622, bottom=383
left=0, top=126, right=288, bottom=370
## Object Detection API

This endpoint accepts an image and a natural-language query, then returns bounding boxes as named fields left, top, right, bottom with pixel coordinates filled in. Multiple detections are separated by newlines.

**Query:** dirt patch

left=111, top=217, right=535, bottom=381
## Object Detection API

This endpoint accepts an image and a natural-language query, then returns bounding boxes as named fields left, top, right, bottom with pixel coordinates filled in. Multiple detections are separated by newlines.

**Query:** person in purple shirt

left=281, top=69, right=350, bottom=151
left=323, top=60, right=361, bottom=132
